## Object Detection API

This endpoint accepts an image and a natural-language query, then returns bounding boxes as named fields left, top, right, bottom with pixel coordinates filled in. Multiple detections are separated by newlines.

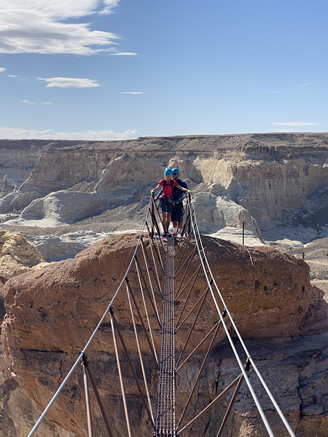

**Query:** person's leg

left=166, top=213, right=171, bottom=233
left=161, top=211, right=166, bottom=234
left=166, top=202, right=173, bottom=234
left=171, top=204, right=178, bottom=234
left=160, top=198, right=168, bottom=235
left=163, top=211, right=167, bottom=233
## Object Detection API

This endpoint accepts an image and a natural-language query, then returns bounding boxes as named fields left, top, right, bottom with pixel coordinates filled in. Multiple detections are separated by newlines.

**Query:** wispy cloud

left=111, top=52, right=138, bottom=56
left=20, top=99, right=36, bottom=104
left=0, top=67, right=6, bottom=72
left=20, top=99, right=52, bottom=105
left=0, top=1, right=135, bottom=56
left=8, top=74, right=18, bottom=78
left=271, top=122, right=319, bottom=127
left=300, top=82, right=325, bottom=88
left=37, top=77, right=101, bottom=88
left=0, top=127, right=138, bottom=141
left=120, top=91, right=143, bottom=95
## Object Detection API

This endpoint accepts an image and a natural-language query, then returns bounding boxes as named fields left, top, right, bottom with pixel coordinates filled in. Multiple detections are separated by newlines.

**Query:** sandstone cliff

left=2, top=234, right=328, bottom=436
left=0, top=230, right=74, bottom=437
left=0, top=133, right=328, bottom=245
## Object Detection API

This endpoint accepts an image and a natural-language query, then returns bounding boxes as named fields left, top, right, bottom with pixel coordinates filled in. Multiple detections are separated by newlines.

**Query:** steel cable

left=186, top=199, right=295, bottom=437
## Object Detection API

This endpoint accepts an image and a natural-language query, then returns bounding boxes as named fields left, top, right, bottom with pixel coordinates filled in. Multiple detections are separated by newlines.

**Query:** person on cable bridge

left=151, top=167, right=190, bottom=237
left=171, top=168, right=188, bottom=237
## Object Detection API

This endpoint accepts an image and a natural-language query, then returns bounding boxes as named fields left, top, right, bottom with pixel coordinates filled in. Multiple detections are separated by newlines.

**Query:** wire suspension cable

left=186, top=201, right=274, bottom=436
left=186, top=200, right=295, bottom=437
left=126, top=282, right=155, bottom=426
left=81, top=355, right=93, bottom=437
left=135, top=258, right=159, bottom=365
left=110, top=310, right=132, bottom=437
left=27, top=197, right=154, bottom=436
left=27, top=193, right=295, bottom=437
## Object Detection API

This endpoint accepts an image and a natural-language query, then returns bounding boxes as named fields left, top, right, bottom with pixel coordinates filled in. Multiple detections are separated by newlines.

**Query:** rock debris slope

left=1, top=234, right=328, bottom=436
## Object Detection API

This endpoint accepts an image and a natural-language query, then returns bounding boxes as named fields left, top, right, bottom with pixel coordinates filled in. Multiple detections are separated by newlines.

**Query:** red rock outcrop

left=0, top=230, right=72, bottom=437
left=1, top=234, right=328, bottom=436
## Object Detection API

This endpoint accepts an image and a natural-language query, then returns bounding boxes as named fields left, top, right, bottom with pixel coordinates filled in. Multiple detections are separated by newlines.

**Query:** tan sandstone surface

left=1, top=234, right=328, bottom=436
left=0, top=230, right=73, bottom=437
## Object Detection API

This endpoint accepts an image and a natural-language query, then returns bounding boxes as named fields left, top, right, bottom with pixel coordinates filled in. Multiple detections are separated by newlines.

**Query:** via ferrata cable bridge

left=27, top=193, right=296, bottom=437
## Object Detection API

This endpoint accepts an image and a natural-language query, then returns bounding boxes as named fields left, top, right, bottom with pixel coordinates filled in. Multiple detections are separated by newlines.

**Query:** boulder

left=0, top=230, right=46, bottom=280
left=192, top=192, right=263, bottom=242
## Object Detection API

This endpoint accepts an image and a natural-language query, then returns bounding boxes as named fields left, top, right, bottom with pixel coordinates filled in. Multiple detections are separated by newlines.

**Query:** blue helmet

left=164, top=168, right=173, bottom=176
left=172, top=168, right=180, bottom=174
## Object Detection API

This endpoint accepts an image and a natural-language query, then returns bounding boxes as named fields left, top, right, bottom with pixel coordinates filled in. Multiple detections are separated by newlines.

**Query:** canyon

left=1, top=133, right=328, bottom=435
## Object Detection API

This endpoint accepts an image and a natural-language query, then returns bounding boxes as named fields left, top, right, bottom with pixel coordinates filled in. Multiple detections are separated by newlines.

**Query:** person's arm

left=151, top=183, right=161, bottom=193
left=176, top=184, right=188, bottom=192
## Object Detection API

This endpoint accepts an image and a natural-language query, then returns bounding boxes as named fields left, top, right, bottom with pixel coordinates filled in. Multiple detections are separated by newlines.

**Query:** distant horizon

left=1, top=130, right=328, bottom=143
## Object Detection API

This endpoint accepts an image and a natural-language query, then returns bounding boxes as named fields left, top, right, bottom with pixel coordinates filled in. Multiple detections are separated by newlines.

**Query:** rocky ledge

left=1, top=234, right=328, bottom=436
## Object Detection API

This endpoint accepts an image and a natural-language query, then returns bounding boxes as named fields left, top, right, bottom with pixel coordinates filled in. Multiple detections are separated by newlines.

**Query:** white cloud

left=20, top=99, right=52, bottom=104
left=0, top=127, right=138, bottom=141
left=0, top=67, right=6, bottom=72
left=37, top=77, right=101, bottom=88
left=8, top=74, right=18, bottom=78
left=110, top=52, right=138, bottom=56
left=0, top=1, right=134, bottom=55
left=300, top=83, right=313, bottom=87
left=271, top=122, right=319, bottom=127
left=120, top=91, right=143, bottom=95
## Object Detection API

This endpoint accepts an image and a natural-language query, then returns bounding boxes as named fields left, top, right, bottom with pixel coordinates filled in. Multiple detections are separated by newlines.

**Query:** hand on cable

left=187, top=189, right=192, bottom=193
left=151, top=189, right=155, bottom=194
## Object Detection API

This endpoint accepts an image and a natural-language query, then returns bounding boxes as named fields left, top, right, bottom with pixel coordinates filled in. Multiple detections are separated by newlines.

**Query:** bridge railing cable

left=27, top=195, right=166, bottom=436
left=176, top=197, right=295, bottom=437
left=26, top=191, right=296, bottom=437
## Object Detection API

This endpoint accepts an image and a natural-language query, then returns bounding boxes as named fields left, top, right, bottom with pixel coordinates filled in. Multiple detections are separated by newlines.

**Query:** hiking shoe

left=161, top=233, right=167, bottom=238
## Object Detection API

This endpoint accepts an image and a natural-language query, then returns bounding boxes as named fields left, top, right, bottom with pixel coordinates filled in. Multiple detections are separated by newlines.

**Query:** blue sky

left=0, top=0, right=327, bottom=140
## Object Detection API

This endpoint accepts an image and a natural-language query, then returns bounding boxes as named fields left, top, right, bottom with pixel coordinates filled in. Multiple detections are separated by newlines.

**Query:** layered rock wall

left=1, top=134, right=328, bottom=232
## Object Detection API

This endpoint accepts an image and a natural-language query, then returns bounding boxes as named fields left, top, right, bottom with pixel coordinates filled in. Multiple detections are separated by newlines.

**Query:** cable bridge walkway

left=27, top=194, right=296, bottom=437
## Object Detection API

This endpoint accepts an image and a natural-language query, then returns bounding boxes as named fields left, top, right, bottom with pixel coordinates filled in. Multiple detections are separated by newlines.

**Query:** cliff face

left=1, top=235, right=328, bottom=436
left=0, top=133, right=328, bottom=234
left=0, top=231, right=75, bottom=437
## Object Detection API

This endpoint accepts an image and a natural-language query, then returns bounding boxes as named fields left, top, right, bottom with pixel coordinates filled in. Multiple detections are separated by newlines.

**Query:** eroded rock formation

left=1, top=234, right=328, bottom=436
left=0, top=133, right=328, bottom=235
left=0, top=231, right=74, bottom=437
